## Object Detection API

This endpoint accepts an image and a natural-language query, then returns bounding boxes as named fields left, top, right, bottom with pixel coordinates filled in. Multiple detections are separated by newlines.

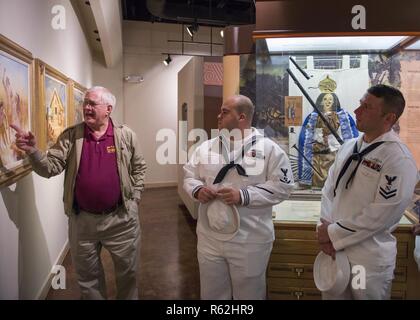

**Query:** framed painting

left=284, top=96, right=303, bottom=127
left=0, top=34, right=34, bottom=187
left=35, top=59, right=69, bottom=150
left=68, top=80, right=86, bottom=126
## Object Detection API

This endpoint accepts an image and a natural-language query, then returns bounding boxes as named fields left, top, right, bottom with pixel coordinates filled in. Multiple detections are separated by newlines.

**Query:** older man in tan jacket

left=12, top=86, right=146, bottom=300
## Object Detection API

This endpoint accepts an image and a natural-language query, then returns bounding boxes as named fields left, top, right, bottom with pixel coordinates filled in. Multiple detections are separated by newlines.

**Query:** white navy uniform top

left=183, top=128, right=294, bottom=243
left=321, top=129, right=419, bottom=266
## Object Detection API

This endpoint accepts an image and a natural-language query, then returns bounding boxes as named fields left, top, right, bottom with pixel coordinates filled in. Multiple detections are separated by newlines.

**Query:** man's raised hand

left=10, top=124, right=37, bottom=154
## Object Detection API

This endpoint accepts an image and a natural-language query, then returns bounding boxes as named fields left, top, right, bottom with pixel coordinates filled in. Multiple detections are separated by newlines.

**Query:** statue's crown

left=319, top=75, right=337, bottom=93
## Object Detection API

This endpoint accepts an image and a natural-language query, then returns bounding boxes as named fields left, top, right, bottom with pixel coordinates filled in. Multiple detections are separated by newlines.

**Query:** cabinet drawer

left=272, top=239, right=319, bottom=255
left=268, top=286, right=321, bottom=300
left=268, top=277, right=316, bottom=289
left=268, top=277, right=406, bottom=292
left=268, top=262, right=314, bottom=279
left=268, top=287, right=405, bottom=300
left=275, top=229, right=317, bottom=240
left=270, top=253, right=317, bottom=264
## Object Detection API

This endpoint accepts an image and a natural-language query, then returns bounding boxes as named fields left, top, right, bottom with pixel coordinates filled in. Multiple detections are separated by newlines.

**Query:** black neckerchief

left=333, top=140, right=385, bottom=196
left=213, top=135, right=257, bottom=184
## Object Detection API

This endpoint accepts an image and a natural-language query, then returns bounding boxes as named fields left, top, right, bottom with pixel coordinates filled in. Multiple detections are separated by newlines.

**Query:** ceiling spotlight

left=220, top=30, right=224, bottom=38
left=186, top=23, right=199, bottom=37
left=163, top=54, right=172, bottom=66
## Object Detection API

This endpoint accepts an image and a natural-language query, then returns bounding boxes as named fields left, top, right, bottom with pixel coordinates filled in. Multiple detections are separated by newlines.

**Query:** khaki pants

left=197, top=234, right=273, bottom=300
left=68, top=205, right=140, bottom=300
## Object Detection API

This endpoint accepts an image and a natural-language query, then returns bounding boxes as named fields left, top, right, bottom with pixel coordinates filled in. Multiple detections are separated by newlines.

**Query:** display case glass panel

left=255, top=36, right=420, bottom=198
left=272, top=200, right=414, bottom=226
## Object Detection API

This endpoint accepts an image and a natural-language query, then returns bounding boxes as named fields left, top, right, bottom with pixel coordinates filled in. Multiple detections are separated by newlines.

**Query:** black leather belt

left=81, top=202, right=122, bottom=215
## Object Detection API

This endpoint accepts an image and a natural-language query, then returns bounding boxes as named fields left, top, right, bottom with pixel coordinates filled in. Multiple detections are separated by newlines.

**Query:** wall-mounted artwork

left=35, top=59, right=69, bottom=150
left=0, top=34, right=34, bottom=187
left=284, top=96, right=302, bottom=126
left=69, top=81, right=85, bottom=125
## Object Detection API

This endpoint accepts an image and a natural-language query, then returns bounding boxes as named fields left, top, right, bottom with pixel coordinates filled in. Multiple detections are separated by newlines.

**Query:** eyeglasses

left=82, top=100, right=107, bottom=108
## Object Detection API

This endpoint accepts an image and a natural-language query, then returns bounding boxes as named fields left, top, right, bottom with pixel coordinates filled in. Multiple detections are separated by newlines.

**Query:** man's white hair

left=86, top=86, right=116, bottom=111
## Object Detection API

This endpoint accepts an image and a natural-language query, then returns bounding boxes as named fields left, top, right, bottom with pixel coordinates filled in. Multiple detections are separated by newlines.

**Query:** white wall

left=124, top=52, right=191, bottom=186
left=0, top=0, right=92, bottom=299
left=92, top=59, right=124, bottom=124
left=123, top=21, right=223, bottom=186
left=123, top=21, right=190, bottom=186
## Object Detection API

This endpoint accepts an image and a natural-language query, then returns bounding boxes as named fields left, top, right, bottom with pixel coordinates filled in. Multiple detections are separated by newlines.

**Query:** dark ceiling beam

left=146, top=0, right=252, bottom=26
left=216, top=0, right=226, bottom=9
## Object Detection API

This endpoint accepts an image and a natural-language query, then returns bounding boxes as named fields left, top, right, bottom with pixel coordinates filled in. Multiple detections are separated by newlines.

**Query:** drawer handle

left=294, top=267, right=304, bottom=277
left=294, top=291, right=304, bottom=300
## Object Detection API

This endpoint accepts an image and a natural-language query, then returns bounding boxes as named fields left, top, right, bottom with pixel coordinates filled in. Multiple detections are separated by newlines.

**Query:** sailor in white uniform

left=317, top=84, right=419, bottom=299
left=183, top=95, right=294, bottom=299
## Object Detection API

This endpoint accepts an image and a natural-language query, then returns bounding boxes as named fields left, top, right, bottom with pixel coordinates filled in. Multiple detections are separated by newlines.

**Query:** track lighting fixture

left=186, top=23, right=199, bottom=37
left=163, top=54, right=172, bottom=66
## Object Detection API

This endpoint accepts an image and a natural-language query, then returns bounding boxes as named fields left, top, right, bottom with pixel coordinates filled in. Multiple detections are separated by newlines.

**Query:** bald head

left=228, top=95, right=255, bottom=124
left=218, top=94, right=255, bottom=132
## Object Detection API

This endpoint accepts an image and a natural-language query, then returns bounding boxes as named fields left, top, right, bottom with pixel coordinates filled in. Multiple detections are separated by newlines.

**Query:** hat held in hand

left=313, top=251, right=351, bottom=296
left=199, top=199, right=240, bottom=241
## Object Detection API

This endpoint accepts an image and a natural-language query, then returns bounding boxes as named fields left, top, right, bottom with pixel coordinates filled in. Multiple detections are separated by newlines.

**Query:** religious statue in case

left=297, top=76, right=359, bottom=188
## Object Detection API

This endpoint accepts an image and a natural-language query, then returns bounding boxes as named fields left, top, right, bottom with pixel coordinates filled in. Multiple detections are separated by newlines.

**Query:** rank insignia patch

left=280, top=168, right=291, bottom=184
left=379, top=175, right=398, bottom=199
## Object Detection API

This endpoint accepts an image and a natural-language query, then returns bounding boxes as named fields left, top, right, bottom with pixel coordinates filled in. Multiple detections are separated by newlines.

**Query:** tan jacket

left=28, top=120, right=147, bottom=216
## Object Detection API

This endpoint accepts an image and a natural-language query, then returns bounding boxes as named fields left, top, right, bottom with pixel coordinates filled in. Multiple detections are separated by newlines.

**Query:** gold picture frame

left=35, top=59, right=70, bottom=151
left=0, top=34, right=34, bottom=187
left=68, top=80, right=86, bottom=126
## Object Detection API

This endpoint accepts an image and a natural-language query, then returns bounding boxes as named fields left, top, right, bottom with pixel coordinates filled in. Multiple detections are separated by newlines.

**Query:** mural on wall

left=45, top=74, right=66, bottom=148
left=240, top=54, right=256, bottom=108
left=254, top=55, right=289, bottom=143
left=368, top=54, right=402, bottom=87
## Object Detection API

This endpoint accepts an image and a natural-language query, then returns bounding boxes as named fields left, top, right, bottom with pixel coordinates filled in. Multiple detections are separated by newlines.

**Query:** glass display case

left=252, top=36, right=420, bottom=198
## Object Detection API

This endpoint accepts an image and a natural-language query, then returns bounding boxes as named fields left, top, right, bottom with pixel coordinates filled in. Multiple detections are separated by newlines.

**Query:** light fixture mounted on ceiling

left=163, top=54, right=172, bottom=66
left=186, top=23, right=199, bottom=37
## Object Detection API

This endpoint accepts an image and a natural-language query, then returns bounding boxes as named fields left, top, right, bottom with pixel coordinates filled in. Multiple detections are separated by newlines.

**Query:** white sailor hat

left=198, top=199, right=240, bottom=241
left=313, top=251, right=351, bottom=296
